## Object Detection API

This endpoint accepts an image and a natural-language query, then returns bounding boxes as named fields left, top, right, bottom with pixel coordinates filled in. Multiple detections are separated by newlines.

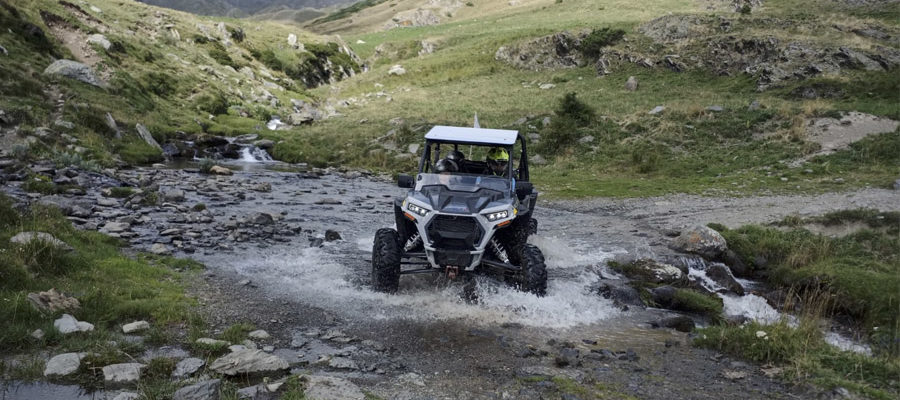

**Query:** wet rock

left=54, top=313, right=94, bottom=334
left=625, top=76, right=638, bottom=91
left=173, top=378, right=220, bottom=400
left=325, top=230, right=342, bottom=241
left=102, top=363, right=145, bottom=387
left=315, top=198, right=341, bottom=205
left=11, top=232, right=73, bottom=251
left=44, top=352, right=86, bottom=376
left=648, top=285, right=676, bottom=306
left=44, top=60, right=102, bottom=87
left=705, top=263, right=744, bottom=295
left=618, top=259, right=683, bottom=284
left=251, top=183, right=272, bottom=192
left=210, top=349, right=289, bottom=376
left=122, top=321, right=150, bottom=334
left=651, top=315, right=695, bottom=332
left=670, top=225, right=727, bottom=259
left=290, top=333, right=310, bottom=348
left=721, top=249, right=749, bottom=277
left=254, top=139, right=274, bottom=150
left=594, top=281, right=644, bottom=308
left=27, top=288, right=80, bottom=313
left=302, top=375, right=366, bottom=400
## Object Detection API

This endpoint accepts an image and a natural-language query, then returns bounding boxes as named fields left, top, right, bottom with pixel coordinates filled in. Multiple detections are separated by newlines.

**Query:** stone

left=150, top=243, right=171, bottom=255
left=302, top=375, right=366, bottom=400
left=670, top=226, right=728, bottom=259
left=250, top=212, right=274, bottom=225
left=160, top=187, right=186, bottom=202
left=112, top=393, right=139, bottom=400
left=539, top=83, right=556, bottom=90
left=122, top=321, right=150, bottom=334
left=54, top=314, right=94, bottom=334
left=209, top=349, right=289, bottom=376
left=11, top=232, right=73, bottom=251
left=101, top=221, right=131, bottom=234
left=625, top=76, right=639, bottom=91
left=0, top=44, right=7, bottom=56
left=388, top=64, right=406, bottom=76
left=248, top=330, right=270, bottom=340
left=893, top=179, right=900, bottom=190
left=27, top=288, right=80, bottom=313
left=136, top=124, right=162, bottom=150
left=325, top=230, right=342, bottom=241
left=328, top=356, right=358, bottom=370
left=555, top=348, right=581, bottom=367
left=86, top=34, right=111, bottom=50
left=209, top=165, right=233, bottom=175
left=621, top=259, right=683, bottom=283
left=705, top=263, right=744, bottom=295
left=253, top=139, right=274, bottom=150
left=44, top=60, right=102, bottom=87
left=315, top=198, right=342, bottom=205
left=172, top=357, right=205, bottom=378
left=31, top=329, right=45, bottom=340
left=748, top=100, right=761, bottom=110
left=44, top=353, right=86, bottom=376
left=196, top=338, right=229, bottom=346
left=102, top=363, right=145, bottom=387
left=595, top=281, right=644, bottom=308
left=648, top=106, right=666, bottom=115
left=173, top=379, right=220, bottom=400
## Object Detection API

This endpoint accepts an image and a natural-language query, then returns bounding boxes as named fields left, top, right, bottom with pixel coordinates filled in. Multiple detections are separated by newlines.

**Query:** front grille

left=426, top=215, right=483, bottom=251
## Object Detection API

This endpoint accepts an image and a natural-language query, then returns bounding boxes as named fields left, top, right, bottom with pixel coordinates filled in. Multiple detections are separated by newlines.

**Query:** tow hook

left=446, top=266, right=459, bottom=280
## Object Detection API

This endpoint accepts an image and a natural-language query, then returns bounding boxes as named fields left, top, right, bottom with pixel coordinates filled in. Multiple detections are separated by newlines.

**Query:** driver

left=485, top=147, right=509, bottom=177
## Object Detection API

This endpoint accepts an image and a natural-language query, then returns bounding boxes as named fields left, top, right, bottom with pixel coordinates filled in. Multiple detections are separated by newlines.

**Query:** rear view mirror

left=398, top=174, right=414, bottom=188
left=515, top=181, right=533, bottom=198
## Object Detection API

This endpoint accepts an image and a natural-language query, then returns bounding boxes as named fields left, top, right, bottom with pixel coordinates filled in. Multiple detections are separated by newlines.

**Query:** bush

left=108, top=187, right=134, bottom=198
left=142, top=71, right=175, bottom=97
left=579, top=27, right=625, bottom=59
left=194, top=92, right=229, bottom=115
left=630, top=142, right=663, bottom=173
left=556, top=92, right=594, bottom=126
left=207, top=43, right=237, bottom=69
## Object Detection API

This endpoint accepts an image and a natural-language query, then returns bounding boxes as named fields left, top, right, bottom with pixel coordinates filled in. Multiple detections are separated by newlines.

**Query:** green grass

left=219, top=322, right=255, bottom=344
left=697, top=320, right=900, bottom=400
left=0, top=193, right=200, bottom=354
left=710, top=221, right=899, bottom=356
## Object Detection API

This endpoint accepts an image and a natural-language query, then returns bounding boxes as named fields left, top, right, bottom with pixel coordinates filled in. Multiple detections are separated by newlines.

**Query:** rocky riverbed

left=2, top=161, right=897, bottom=399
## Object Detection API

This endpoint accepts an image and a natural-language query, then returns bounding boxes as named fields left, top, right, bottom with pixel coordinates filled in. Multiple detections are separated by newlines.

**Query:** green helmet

left=486, top=148, right=509, bottom=163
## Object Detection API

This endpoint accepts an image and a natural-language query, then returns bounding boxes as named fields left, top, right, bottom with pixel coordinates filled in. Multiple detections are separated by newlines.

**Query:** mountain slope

left=137, top=0, right=352, bottom=17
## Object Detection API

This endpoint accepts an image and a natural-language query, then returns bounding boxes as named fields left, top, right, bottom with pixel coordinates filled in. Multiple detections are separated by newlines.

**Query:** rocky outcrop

left=384, top=9, right=441, bottom=30
left=495, top=31, right=588, bottom=71
left=136, top=124, right=162, bottom=151
left=172, top=358, right=205, bottom=378
left=27, top=288, right=80, bottom=313
left=44, top=60, right=102, bottom=87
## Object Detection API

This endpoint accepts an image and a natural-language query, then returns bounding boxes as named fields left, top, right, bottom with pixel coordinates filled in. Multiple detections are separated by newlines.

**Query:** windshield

left=416, top=173, right=511, bottom=193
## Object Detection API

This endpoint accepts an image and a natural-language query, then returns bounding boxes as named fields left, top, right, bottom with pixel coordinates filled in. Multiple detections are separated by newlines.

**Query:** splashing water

left=227, top=233, right=621, bottom=328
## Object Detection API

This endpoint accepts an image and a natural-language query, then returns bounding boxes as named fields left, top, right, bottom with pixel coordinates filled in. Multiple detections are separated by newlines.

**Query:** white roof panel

left=425, top=126, right=519, bottom=145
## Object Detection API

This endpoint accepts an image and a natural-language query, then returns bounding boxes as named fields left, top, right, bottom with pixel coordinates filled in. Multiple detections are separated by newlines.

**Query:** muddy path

left=4, top=163, right=897, bottom=399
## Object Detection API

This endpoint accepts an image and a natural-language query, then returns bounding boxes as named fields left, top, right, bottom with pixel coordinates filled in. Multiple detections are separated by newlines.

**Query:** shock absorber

left=491, top=237, right=510, bottom=264
left=404, top=232, right=422, bottom=251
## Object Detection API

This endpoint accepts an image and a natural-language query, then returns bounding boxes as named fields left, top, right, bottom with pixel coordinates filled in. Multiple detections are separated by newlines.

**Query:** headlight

left=484, top=210, right=509, bottom=221
left=407, top=202, right=429, bottom=217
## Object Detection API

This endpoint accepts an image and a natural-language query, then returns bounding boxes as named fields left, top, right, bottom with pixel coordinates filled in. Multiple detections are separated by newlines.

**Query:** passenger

left=434, top=158, right=459, bottom=174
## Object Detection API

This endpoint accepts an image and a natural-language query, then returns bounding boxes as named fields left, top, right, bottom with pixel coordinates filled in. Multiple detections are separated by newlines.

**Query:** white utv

left=372, top=125, right=547, bottom=296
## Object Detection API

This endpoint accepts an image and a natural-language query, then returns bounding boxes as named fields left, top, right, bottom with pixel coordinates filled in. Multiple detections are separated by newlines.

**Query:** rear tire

left=372, top=228, right=401, bottom=293
left=519, top=244, right=547, bottom=296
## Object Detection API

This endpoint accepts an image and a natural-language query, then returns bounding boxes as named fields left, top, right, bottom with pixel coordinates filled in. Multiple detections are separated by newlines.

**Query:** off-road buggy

left=371, top=125, right=547, bottom=295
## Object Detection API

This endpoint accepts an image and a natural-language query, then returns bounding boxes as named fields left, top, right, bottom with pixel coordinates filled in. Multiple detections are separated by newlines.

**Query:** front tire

left=372, top=228, right=401, bottom=293
left=519, top=244, right=547, bottom=296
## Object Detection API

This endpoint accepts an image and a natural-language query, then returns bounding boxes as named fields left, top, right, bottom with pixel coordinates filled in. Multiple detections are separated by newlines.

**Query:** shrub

left=207, top=43, right=237, bottom=69
left=630, top=142, right=663, bottom=173
left=22, top=174, right=57, bottom=194
left=108, top=187, right=134, bottom=198
left=194, top=92, right=229, bottom=115
left=556, top=92, right=595, bottom=126
left=579, top=27, right=626, bottom=59
left=142, top=71, right=174, bottom=97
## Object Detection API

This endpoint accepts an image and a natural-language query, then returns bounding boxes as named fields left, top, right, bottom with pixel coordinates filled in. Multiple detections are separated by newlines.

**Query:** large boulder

left=705, top=263, right=745, bottom=295
left=670, top=226, right=728, bottom=259
left=594, top=280, right=644, bottom=308
left=209, top=349, right=288, bottom=376
left=617, top=259, right=684, bottom=284
left=136, top=124, right=162, bottom=150
left=44, top=60, right=102, bottom=87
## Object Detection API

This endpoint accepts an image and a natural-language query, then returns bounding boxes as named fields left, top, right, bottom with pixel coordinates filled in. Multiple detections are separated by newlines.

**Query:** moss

left=672, top=289, right=723, bottom=320
left=108, top=187, right=134, bottom=198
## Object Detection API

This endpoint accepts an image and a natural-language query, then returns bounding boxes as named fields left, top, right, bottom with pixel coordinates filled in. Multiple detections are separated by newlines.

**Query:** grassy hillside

left=1, top=0, right=897, bottom=199
left=0, top=0, right=357, bottom=166
left=280, top=0, right=900, bottom=197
